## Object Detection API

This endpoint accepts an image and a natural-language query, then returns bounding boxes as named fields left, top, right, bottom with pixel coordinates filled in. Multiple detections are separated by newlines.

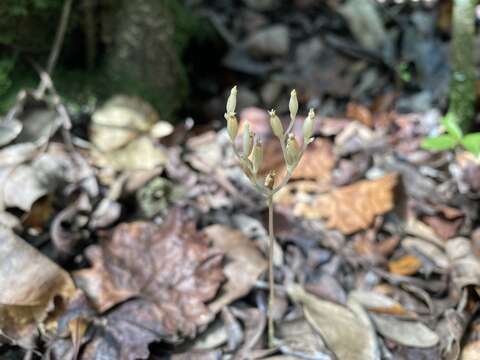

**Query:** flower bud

left=289, top=89, right=298, bottom=121
left=264, top=170, right=276, bottom=190
left=243, top=123, right=254, bottom=158
left=269, top=109, right=284, bottom=138
left=226, top=86, right=237, bottom=114
left=303, top=108, right=315, bottom=143
left=285, top=133, right=300, bottom=168
left=226, top=113, right=238, bottom=141
left=252, top=140, right=263, bottom=174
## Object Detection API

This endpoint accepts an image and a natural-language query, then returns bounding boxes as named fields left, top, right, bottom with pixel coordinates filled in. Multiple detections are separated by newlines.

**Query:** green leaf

left=421, top=135, right=458, bottom=151
left=441, top=113, right=463, bottom=140
left=461, top=133, right=480, bottom=156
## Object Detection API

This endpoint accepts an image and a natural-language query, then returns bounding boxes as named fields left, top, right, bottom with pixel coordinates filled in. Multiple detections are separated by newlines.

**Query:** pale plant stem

left=267, top=193, right=275, bottom=347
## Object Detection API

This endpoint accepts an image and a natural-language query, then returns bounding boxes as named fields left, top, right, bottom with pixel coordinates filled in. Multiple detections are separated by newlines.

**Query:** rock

left=396, top=91, right=433, bottom=113
left=339, top=0, right=387, bottom=50
left=295, top=37, right=324, bottom=66
left=242, top=0, right=278, bottom=11
left=236, top=87, right=260, bottom=109
left=245, top=25, right=290, bottom=59
left=261, top=80, right=283, bottom=106
left=242, top=10, right=269, bottom=34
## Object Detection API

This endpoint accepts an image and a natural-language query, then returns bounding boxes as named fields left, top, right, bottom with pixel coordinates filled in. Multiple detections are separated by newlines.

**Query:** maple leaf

left=74, top=209, right=224, bottom=358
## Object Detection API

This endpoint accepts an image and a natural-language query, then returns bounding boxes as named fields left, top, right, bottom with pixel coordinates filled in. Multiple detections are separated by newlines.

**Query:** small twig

left=47, top=0, right=74, bottom=75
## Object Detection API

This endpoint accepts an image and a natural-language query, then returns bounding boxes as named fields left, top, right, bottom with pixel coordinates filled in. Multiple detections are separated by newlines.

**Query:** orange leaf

left=347, top=102, right=373, bottom=128
left=278, top=173, right=397, bottom=234
left=388, top=254, right=422, bottom=276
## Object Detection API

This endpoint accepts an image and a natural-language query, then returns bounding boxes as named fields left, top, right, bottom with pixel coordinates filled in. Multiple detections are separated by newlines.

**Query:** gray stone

left=245, top=25, right=290, bottom=59
left=242, top=0, right=278, bottom=11
left=260, top=80, right=283, bottom=106
left=295, top=37, right=324, bottom=66
left=237, top=86, right=260, bottom=109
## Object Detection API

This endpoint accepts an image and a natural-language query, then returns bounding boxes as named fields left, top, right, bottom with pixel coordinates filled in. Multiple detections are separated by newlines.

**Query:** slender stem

left=267, top=193, right=275, bottom=347
left=285, top=115, right=296, bottom=135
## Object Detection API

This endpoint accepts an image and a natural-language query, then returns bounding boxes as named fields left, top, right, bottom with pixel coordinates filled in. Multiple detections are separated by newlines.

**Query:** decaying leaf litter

left=2, top=1, right=480, bottom=359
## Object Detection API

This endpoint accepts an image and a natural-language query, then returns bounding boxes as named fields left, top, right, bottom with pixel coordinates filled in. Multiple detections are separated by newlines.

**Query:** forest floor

left=2, top=1, right=480, bottom=360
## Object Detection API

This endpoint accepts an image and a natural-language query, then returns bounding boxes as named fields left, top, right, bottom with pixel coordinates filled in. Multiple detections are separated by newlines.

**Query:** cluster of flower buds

left=225, top=86, right=316, bottom=194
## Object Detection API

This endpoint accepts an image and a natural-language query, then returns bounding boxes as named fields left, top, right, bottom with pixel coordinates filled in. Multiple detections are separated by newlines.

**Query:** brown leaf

left=0, top=228, right=75, bottom=347
left=204, top=225, right=267, bottom=314
left=277, top=173, right=397, bottom=234
left=75, top=210, right=224, bottom=341
left=261, top=138, right=335, bottom=190
left=290, top=138, right=335, bottom=184
left=423, top=215, right=463, bottom=241
left=388, top=255, right=423, bottom=276
left=346, top=102, right=373, bottom=128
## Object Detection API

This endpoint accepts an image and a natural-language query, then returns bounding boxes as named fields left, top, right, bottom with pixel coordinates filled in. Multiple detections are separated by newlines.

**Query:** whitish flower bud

left=226, top=113, right=238, bottom=141
left=252, top=140, right=263, bottom=174
left=303, top=108, right=315, bottom=143
left=269, top=109, right=284, bottom=138
left=289, top=89, right=298, bottom=121
left=285, top=133, right=300, bottom=168
left=243, top=123, right=254, bottom=158
left=264, top=170, right=276, bottom=190
left=226, top=86, right=237, bottom=114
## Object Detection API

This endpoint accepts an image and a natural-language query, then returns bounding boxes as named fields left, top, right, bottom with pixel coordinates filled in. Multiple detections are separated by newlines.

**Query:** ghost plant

left=224, top=86, right=315, bottom=346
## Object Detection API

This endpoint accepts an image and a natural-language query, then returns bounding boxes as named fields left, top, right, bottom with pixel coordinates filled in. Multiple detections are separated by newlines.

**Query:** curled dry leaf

left=0, top=118, right=22, bottom=146
left=287, top=284, right=378, bottom=360
left=0, top=150, right=67, bottom=211
left=349, top=290, right=411, bottom=318
left=402, top=237, right=449, bottom=270
left=446, top=237, right=480, bottom=291
left=277, top=173, right=397, bottom=234
left=0, top=228, right=75, bottom=347
left=203, top=225, right=267, bottom=314
left=75, top=210, right=224, bottom=342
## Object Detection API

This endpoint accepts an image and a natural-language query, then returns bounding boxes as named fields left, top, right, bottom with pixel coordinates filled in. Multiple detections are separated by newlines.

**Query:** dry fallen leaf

left=446, top=237, right=480, bottom=292
left=369, top=314, right=439, bottom=348
left=388, top=254, right=423, bottom=276
left=90, top=95, right=170, bottom=171
left=462, top=340, right=480, bottom=360
left=277, top=173, right=397, bottom=234
left=277, top=317, right=333, bottom=359
left=75, top=209, right=225, bottom=344
left=0, top=228, right=75, bottom=347
left=204, top=225, right=267, bottom=314
left=261, top=137, right=334, bottom=190
left=402, top=236, right=449, bottom=269
left=349, top=290, right=412, bottom=318
left=346, top=102, right=373, bottom=128
left=288, top=284, right=379, bottom=360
